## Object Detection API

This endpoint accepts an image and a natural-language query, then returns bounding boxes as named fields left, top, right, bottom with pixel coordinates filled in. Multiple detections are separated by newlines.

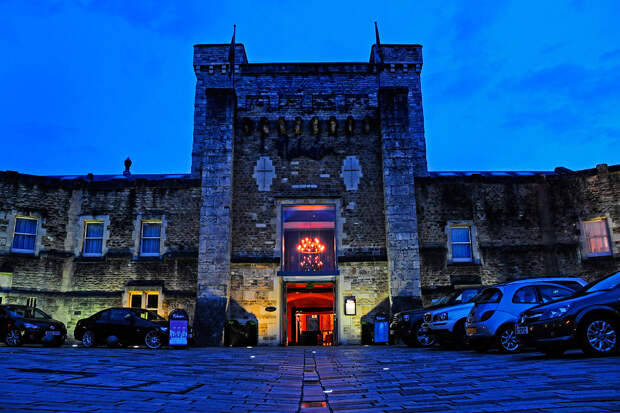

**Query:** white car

left=424, top=288, right=481, bottom=346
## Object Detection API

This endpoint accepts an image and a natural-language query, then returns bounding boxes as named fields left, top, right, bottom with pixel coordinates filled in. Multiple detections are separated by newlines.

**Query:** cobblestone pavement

left=0, top=345, right=619, bottom=412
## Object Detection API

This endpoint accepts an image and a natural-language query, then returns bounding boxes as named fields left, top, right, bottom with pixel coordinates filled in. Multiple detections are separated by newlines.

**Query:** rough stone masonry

left=0, top=41, right=617, bottom=346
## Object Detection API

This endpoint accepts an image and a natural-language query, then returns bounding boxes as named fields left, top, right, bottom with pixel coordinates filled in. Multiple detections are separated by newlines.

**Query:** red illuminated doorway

left=284, top=282, right=336, bottom=346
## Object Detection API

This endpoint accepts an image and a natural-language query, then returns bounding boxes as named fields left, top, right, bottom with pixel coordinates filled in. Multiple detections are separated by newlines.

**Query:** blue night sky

left=1, top=0, right=619, bottom=175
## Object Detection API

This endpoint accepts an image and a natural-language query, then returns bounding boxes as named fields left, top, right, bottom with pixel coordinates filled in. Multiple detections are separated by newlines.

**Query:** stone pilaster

left=195, top=88, right=236, bottom=345
left=379, top=87, right=424, bottom=313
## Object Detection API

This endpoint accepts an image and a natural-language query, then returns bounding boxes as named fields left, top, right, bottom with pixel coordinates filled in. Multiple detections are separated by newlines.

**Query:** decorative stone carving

left=310, top=116, right=320, bottom=136
left=253, top=156, right=276, bottom=191
left=341, top=156, right=363, bottom=191
left=294, top=117, right=302, bottom=136
left=259, top=117, right=269, bottom=137
left=278, top=117, right=287, bottom=136
left=363, top=116, right=372, bottom=134
left=346, top=116, right=355, bottom=136
left=241, top=118, right=253, bottom=136
left=328, top=116, right=338, bottom=136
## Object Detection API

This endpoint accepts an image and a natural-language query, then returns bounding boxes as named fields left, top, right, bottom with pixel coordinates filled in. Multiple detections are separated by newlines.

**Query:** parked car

left=0, top=305, right=67, bottom=347
left=74, top=307, right=169, bottom=349
left=465, top=277, right=587, bottom=353
left=424, top=287, right=483, bottom=347
left=390, top=287, right=482, bottom=346
left=516, top=271, right=620, bottom=356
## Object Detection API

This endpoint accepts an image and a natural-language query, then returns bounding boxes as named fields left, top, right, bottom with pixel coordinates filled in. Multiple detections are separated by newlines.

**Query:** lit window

left=282, top=205, right=336, bottom=274
left=140, top=221, right=162, bottom=256
left=583, top=218, right=611, bottom=257
left=12, top=217, right=37, bottom=253
left=450, top=226, right=472, bottom=262
left=83, top=221, right=104, bottom=256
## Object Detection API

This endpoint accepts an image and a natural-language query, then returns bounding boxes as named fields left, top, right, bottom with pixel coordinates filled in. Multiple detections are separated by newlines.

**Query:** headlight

left=403, top=314, right=410, bottom=322
left=159, top=327, right=169, bottom=333
left=541, top=304, right=572, bottom=320
left=438, top=312, right=448, bottom=321
left=23, top=322, right=39, bottom=329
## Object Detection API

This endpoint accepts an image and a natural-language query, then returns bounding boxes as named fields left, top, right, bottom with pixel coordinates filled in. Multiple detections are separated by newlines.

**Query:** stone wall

left=415, top=166, right=620, bottom=304
left=0, top=172, right=201, bottom=335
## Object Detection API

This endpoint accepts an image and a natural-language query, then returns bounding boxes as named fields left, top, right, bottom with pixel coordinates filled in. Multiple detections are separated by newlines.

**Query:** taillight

left=481, top=311, right=495, bottom=321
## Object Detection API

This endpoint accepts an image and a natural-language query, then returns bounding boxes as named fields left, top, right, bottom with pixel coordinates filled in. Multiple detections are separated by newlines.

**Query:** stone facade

left=0, top=41, right=618, bottom=346
left=0, top=173, right=200, bottom=334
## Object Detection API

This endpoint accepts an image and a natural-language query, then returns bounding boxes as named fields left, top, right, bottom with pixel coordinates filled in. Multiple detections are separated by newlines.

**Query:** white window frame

left=140, top=220, right=162, bottom=257
left=11, top=216, right=38, bottom=254
left=82, top=220, right=105, bottom=257
left=582, top=217, right=612, bottom=258
left=449, top=225, right=473, bottom=263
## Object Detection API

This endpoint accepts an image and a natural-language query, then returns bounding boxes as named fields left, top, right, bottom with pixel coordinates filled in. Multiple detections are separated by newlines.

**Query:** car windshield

left=584, top=271, right=620, bottom=293
left=434, top=290, right=460, bottom=306
left=132, top=309, right=165, bottom=321
left=474, top=288, right=502, bottom=304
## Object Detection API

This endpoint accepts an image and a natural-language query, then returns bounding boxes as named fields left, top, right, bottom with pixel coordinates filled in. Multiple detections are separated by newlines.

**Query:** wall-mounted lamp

left=344, top=296, right=356, bottom=316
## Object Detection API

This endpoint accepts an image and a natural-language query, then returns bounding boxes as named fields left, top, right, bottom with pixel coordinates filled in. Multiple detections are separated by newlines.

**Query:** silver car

left=424, top=287, right=482, bottom=347
left=465, top=277, right=587, bottom=353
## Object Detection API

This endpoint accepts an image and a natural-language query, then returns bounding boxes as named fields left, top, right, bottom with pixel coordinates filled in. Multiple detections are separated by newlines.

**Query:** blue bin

left=374, top=314, right=389, bottom=344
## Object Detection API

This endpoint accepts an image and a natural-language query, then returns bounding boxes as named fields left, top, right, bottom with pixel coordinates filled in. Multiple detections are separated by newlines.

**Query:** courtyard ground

left=0, top=345, right=618, bottom=412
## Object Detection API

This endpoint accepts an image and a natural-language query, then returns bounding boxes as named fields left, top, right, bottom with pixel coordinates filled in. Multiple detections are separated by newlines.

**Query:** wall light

left=344, top=296, right=356, bottom=316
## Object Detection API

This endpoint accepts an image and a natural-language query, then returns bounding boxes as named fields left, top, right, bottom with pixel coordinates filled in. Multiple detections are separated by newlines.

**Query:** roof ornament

left=123, top=157, right=132, bottom=177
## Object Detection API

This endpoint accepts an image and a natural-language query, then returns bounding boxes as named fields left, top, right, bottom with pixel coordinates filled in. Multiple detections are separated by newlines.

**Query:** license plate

left=45, top=331, right=60, bottom=336
left=516, top=326, right=528, bottom=335
left=466, top=327, right=477, bottom=335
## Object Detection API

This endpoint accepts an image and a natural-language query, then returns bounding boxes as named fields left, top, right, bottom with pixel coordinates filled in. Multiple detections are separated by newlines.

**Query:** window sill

left=582, top=253, right=614, bottom=261
left=277, top=270, right=340, bottom=277
left=74, top=256, right=106, bottom=263
left=11, top=249, right=35, bottom=255
left=447, top=259, right=481, bottom=267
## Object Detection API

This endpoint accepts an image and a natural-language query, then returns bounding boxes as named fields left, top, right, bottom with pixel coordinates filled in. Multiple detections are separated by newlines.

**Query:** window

left=12, top=217, right=37, bottom=253
left=512, top=286, right=538, bottom=304
left=146, top=293, right=159, bottom=311
left=583, top=218, right=611, bottom=257
left=130, top=293, right=142, bottom=309
left=83, top=221, right=104, bottom=256
left=281, top=205, right=337, bottom=274
left=538, top=285, right=574, bottom=303
left=475, top=288, right=502, bottom=304
left=128, top=291, right=160, bottom=313
left=109, top=308, right=131, bottom=321
left=140, top=221, right=162, bottom=256
left=450, top=226, right=472, bottom=262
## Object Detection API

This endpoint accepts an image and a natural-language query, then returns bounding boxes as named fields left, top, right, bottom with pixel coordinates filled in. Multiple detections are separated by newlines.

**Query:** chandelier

left=296, top=237, right=326, bottom=271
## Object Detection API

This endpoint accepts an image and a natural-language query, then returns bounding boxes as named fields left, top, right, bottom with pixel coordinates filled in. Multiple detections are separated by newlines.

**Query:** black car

left=516, top=271, right=620, bottom=356
left=0, top=305, right=67, bottom=347
left=390, top=287, right=482, bottom=346
left=74, top=307, right=169, bottom=349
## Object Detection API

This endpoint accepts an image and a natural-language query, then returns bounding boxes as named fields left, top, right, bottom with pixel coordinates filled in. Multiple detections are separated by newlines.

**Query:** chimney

left=123, top=157, right=132, bottom=177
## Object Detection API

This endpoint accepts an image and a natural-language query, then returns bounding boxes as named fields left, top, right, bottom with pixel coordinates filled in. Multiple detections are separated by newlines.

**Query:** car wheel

left=413, top=322, right=435, bottom=347
left=496, top=324, right=520, bottom=353
left=144, top=330, right=162, bottom=349
left=5, top=328, right=22, bottom=347
left=580, top=317, right=617, bottom=356
left=82, top=330, right=96, bottom=348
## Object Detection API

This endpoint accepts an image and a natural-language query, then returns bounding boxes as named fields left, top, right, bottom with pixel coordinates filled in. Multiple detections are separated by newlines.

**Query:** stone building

left=0, top=42, right=618, bottom=346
